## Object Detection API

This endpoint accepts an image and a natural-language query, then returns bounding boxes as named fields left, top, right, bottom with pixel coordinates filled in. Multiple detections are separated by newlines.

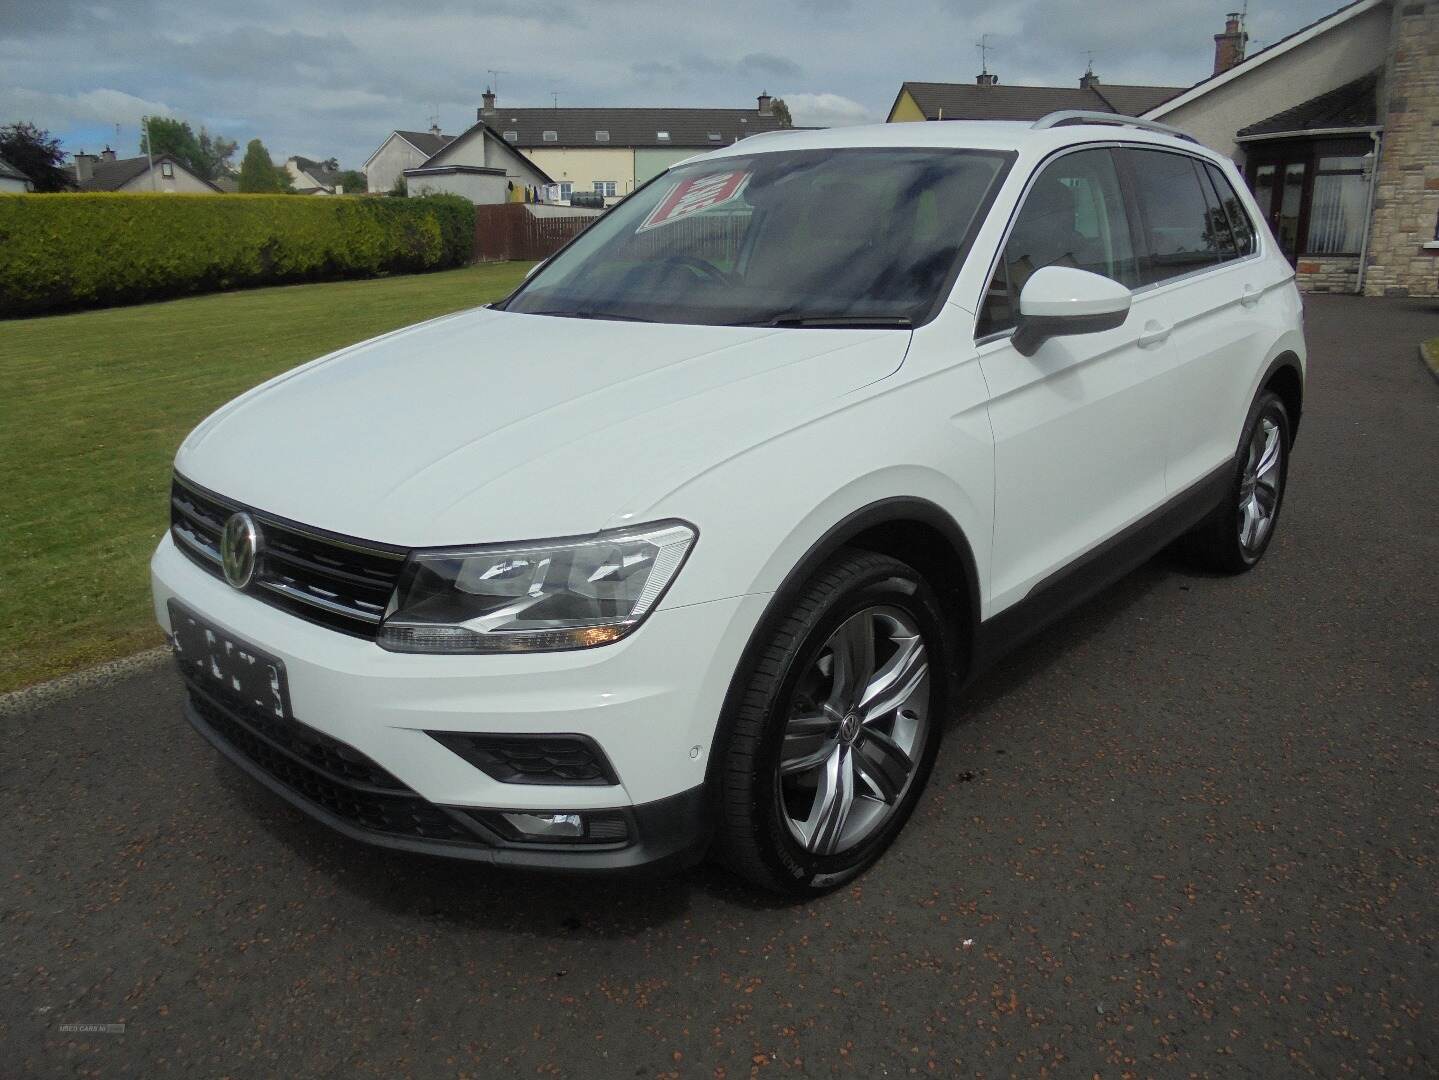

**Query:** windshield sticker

left=637, top=170, right=751, bottom=232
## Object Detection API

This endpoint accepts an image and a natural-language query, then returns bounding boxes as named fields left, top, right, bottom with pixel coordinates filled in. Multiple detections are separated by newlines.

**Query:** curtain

left=1306, top=170, right=1367, bottom=255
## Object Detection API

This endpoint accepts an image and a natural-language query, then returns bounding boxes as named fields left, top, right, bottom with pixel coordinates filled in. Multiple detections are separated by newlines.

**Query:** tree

left=0, top=121, right=70, bottom=192
left=336, top=169, right=367, bottom=194
left=239, top=138, right=284, bottom=192
left=769, top=98, right=794, bottom=128
left=141, top=116, right=237, bottom=181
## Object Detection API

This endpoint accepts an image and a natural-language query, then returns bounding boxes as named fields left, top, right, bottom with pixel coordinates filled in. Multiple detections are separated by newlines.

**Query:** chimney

left=1213, top=12, right=1248, bottom=75
left=757, top=91, right=773, bottom=116
left=480, top=88, right=496, bottom=118
left=976, top=72, right=999, bottom=86
left=72, top=151, right=96, bottom=184
left=429, top=121, right=442, bottom=137
left=1079, top=69, right=1100, bottom=90
left=100, top=146, right=116, bottom=161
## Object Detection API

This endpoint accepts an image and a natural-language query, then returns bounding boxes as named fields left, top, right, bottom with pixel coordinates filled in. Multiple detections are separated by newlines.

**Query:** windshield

left=501, top=147, right=1012, bottom=327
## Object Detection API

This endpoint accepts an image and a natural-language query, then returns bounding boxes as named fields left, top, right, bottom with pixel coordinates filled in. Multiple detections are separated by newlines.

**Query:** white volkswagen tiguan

left=153, top=114, right=1305, bottom=895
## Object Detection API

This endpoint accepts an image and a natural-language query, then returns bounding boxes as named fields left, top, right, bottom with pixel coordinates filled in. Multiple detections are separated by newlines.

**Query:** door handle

left=1240, top=284, right=1261, bottom=308
left=1137, top=319, right=1171, bottom=348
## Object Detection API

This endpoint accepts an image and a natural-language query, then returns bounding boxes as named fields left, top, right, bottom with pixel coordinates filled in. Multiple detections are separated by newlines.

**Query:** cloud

left=0, top=87, right=177, bottom=129
left=780, top=92, right=878, bottom=128
left=0, top=0, right=1349, bottom=168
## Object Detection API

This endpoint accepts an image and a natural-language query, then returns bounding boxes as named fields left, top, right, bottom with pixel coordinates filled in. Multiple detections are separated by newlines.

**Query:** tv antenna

left=1083, top=50, right=1097, bottom=75
left=551, top=89, right=560, bottom=108
left=975, top=34, right=996, bottom=76
left=487, top=69, right=507, bottom=95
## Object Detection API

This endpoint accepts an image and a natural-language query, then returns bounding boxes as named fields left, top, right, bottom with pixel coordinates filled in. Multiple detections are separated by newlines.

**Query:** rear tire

left=715, top=549, right=950, bottom=897
left=1183, top=389, right=1291, bottom=573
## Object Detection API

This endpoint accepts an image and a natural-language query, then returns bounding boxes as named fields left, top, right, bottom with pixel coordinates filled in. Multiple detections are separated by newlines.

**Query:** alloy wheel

left=776, top=606, right=931, bottom=856
left=1238, top=414, right=1283, bottom=557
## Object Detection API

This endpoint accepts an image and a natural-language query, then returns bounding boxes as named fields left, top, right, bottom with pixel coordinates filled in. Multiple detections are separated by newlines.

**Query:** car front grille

left=170, top=474, right=408, bottom=638
left=184, top=673, right=487, bottom=847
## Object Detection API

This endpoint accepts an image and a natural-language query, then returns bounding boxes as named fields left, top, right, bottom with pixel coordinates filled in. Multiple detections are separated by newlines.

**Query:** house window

left=1246, top=137, right=1371, bottom=262
left=503, top=130, right=518, bottom=142
left=559, top=181, right=573, bottom=200
left=594, top=130, right=610, bottom=142
left=656, top=131, right=670, bottom=141
left=542, top=130, right=558, bottom=142
left=161, top=162, right=174, bottom=178
left=593, top=180, right=617, bottom=197
left=1306, top=154, right=1368, bottom=255
left=707, top=132, right=722, bottom=142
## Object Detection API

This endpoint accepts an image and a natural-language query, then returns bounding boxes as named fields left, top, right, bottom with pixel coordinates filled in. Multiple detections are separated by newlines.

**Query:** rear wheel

left=1184, top=390, right=1291, bottom=573
left=716, top=550, right=949, bottom=896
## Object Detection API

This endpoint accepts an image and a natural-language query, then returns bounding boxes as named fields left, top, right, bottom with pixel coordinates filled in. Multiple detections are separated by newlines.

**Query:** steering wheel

left=658, top=254, right=735, bottom=286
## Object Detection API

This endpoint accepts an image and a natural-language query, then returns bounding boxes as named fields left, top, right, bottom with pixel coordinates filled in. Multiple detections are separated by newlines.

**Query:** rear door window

left=977, top=147, right=1138, bottom=337
left=1121, top=148, right=1227, bottom=286
left=1205, top=162, right=1257, bottom=257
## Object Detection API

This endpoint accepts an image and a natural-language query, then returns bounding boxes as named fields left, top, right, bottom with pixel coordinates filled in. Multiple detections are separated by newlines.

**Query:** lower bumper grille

left=184, top=676, right=485, bottom=846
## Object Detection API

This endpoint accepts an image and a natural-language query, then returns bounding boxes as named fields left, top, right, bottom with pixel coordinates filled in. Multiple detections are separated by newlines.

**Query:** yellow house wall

left=887, top=90, right=928, bottom=123
left=520, top=147, right=637, bottom=195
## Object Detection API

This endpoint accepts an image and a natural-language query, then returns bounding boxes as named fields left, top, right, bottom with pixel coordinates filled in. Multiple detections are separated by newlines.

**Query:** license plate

left=168, top=601, right=292, bottom=721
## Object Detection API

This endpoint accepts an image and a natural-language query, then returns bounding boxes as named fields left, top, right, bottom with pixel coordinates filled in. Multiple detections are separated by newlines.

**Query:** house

left=1142, top=1, right=1437, bottom=297
left=0, top=155, right=32, bottom=193
left=362, top=126, right=455, bottom=194
left=402, top=116, right=554, bottom=204
left=887, top=73, right=1181, bottom=123
left=285, top=155, right=346, bottom=195
left=468, top=91, right=791, bottom=203
left=65, top=149, right=222, bottom=193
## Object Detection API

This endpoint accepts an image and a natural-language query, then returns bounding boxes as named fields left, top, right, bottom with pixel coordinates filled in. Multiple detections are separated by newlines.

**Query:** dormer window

left=542, top=130, right=558, bottom=142
left=503, top=130, right=518, bottom=142
left=656, top=131, right=670, bottom=141
left=594, top=130, right=610, bottom=143
left=707, top=132, right=722, bottom=142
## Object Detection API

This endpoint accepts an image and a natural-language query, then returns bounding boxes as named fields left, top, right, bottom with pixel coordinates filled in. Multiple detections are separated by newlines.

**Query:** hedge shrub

left=0, top=192, right=476, bottom=317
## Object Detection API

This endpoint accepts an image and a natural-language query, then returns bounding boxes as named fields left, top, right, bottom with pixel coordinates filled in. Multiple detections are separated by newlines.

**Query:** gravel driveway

left=5, top=293, right=1437, bottom=1078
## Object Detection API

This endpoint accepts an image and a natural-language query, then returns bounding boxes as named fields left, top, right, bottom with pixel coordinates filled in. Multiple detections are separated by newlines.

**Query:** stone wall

left=1363, top=0, right=1439, bottom=297
left=1297, top=256, right=1361, bottom=293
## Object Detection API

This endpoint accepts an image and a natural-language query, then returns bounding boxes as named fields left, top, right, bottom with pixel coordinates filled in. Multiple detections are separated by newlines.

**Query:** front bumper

left=152, top=534, right=768, bottom=870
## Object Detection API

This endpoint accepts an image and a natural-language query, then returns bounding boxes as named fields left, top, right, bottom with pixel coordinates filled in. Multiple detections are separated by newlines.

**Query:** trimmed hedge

left=0, top=192, right=476, bottom=317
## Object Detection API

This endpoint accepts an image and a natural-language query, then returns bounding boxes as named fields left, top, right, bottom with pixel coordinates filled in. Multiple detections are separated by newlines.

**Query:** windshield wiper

left=523, top=309, right=655, bottom=323
left=747, top=314, right=914, bottom=329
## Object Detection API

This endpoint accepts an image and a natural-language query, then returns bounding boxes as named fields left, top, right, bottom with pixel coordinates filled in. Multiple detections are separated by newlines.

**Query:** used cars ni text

left=153, top=114, right=1305, bottom=896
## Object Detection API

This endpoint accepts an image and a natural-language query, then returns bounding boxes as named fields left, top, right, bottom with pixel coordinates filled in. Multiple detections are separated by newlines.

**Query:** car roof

left=693, top=119, right=1219, bottom=167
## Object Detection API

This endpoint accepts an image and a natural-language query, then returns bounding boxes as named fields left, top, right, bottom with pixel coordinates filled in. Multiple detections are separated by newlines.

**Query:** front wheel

left=715, top=550, right=949, bottom=897
left=1184, top=389, right=1292, bottom=573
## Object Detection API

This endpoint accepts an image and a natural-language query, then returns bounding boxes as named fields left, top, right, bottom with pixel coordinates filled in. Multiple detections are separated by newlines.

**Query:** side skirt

left=970, top=462, right=1232, bottom=675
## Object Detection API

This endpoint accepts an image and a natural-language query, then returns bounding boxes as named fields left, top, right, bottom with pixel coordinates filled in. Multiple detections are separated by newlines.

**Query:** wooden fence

left=474, top=204, right=595, bottom=262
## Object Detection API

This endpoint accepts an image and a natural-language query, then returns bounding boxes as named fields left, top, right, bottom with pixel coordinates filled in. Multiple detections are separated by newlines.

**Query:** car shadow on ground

left=211, top=543, right=1216, bottom=930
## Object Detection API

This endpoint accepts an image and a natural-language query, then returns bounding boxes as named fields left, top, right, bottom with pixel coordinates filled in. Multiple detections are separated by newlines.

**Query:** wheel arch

left=703, top=497, right=981, bottom=794
left=1262, top=352, right=1304, bottom=441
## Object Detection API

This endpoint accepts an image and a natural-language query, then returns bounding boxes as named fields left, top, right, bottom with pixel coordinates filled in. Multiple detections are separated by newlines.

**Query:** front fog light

left=479, top=809, right=632, bottom=844
left=502, top=812, right=585, bottom=839
left=379, top=521, right=696, bottom=654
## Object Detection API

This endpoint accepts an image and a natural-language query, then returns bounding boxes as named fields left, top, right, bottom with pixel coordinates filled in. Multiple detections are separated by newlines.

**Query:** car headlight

left=377, top=521, right=696, bottom=654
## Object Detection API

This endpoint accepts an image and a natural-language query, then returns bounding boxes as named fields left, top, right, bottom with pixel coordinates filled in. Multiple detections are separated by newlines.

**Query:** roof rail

left=1031, top=110, right=1198, bottom=144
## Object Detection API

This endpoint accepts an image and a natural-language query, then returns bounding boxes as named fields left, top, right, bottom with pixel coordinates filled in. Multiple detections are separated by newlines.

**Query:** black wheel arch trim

left=1260, top=351, right=1304, bottom=441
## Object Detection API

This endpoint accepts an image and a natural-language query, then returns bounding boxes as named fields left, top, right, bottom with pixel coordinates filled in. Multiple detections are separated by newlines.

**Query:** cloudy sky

left=2, top=0, right=1341, bottom=169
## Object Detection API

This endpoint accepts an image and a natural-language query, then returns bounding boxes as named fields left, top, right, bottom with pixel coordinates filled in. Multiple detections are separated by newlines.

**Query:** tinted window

left=1206, top=162, right=1256, bottom=257
left=1123, top=149, right=1225, bottom=285
left=506, top=148, right=1010, bottom=328
left=976, top=148, right=1137, bottom=337
left=1195, top=159, right=1238, bottom=260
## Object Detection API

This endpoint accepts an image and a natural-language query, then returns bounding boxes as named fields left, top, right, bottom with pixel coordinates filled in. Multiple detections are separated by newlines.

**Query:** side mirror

left=1012, top=266, right=1131, bottom=357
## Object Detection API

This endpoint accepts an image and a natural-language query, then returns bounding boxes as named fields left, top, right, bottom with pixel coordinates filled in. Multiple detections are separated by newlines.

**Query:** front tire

left=716, top=549, right=950, bottom=897
left=1184, top=389, right=1292, bottom=573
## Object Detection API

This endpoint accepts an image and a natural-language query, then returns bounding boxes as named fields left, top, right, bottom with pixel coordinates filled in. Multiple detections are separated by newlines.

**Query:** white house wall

left=367, top=136, right=432, bottom=193
left=1150, top=2, right=1392, bottom=160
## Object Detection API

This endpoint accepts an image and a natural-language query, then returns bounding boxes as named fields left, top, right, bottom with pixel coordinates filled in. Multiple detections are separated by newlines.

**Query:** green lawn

left=0, top=262, right=533, bottom=693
